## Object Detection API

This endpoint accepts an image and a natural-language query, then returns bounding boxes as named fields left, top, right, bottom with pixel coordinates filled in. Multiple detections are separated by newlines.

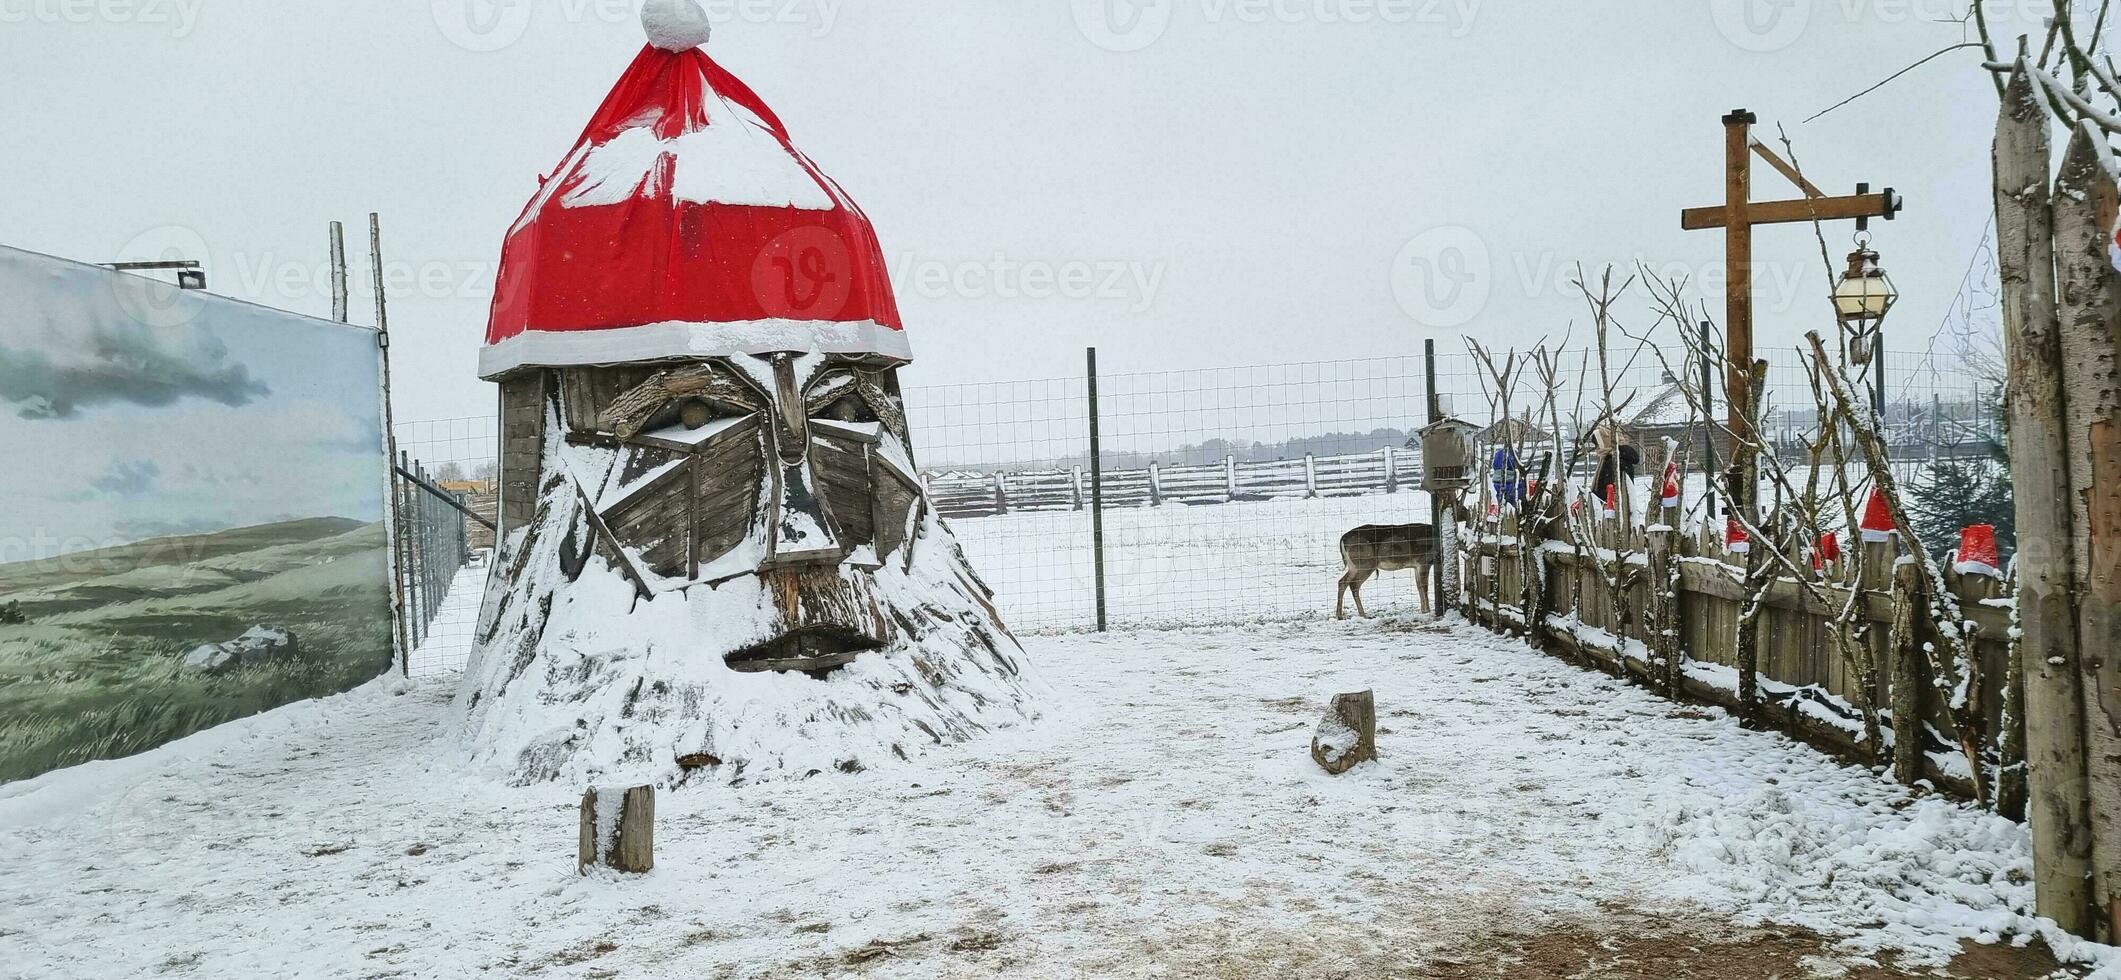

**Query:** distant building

left=1625, top=371, right=1728, bottom=478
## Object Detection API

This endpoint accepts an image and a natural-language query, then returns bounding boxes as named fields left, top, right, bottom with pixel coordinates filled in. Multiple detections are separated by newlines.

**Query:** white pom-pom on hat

left=642, top=0, right=712, bottom=52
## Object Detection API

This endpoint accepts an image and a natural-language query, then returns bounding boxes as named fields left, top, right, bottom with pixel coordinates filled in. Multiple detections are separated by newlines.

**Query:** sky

left=0, top=247, right=387, bottom=558
left=0, top=1, right=2011, bottom=431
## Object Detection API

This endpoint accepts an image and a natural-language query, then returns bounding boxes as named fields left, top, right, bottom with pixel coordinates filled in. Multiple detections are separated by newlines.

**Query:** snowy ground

left=3, top=617, right=2113, bottom=979
left=408, top=561, right=490, bottom=678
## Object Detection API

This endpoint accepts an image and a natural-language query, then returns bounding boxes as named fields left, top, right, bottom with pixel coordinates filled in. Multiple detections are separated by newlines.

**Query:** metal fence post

left=1424, top=338, right=1456, bottom=615
left=1087, top=348, right=1107, bottom=632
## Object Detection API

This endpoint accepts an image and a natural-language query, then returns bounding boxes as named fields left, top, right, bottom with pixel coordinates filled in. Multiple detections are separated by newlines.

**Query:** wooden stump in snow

left=578, top=785, right=655, bottom=874
left=1310, top=690, right=1377, bottom=775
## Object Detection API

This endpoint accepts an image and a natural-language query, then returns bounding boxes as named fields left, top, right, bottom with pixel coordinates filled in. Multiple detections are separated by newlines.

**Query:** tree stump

left=1310, top=691, right=1377, bottom=774
left=579, top=785, right=655, bottom=874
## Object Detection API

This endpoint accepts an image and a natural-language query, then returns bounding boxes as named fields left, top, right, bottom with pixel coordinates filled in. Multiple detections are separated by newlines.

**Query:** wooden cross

left=1680, top=108, right=1903, bottom=509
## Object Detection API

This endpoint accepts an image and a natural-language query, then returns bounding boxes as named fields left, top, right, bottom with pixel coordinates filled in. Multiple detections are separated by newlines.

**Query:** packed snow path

left=1, top=619, right=2111, bottom=978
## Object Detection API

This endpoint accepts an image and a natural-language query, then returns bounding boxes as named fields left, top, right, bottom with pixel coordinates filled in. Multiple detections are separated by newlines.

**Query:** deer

left=1334, top=523, right=1440, bottom=620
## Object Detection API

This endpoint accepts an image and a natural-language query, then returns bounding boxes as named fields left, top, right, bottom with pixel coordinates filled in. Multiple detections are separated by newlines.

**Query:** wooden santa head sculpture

left=458, top=2, right=1039, bottom=785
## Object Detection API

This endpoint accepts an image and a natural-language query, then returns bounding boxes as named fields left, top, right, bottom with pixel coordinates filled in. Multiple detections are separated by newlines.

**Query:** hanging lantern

left=1833, top=246, right=1898, bottom=324
left=1834, top=245, right=1898, bottom=369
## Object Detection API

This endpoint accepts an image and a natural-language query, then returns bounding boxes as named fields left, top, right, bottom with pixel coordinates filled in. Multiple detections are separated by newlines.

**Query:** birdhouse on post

left=1418, top=417, right=1481, bottom=494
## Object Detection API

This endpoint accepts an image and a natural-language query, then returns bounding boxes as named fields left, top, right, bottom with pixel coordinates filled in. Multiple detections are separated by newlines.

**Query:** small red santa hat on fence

left=1726, top=517, right=1751, bottom=555
left=1816, top=531, right=1842, bottom=566
left=1599, top=483, right=1618, bottom=519
left=1860, top=487, right=1896, bottom=543
left=1955, top=524, right=2003, bottom=578
left=1659, top=459, right=1681, bottom=510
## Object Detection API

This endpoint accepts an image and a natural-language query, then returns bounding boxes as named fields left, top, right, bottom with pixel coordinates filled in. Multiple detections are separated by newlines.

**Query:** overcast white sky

left=0, top=1, right=2010, bottom=426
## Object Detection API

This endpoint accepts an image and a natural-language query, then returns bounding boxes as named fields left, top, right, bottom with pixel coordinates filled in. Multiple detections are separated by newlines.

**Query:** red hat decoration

left=1659, top=460, right=1681, bottom=510
left=479, top=15, right=906, bottom=380
left=1860, top=487, right=1896, bottom=543
left=1600, top=483, right=1618, bottom=519
left=1726, top=517, right=1750, bottom=555
left=1955, top=525, right=2003, bottom=578
left=1817, top=531, right=1842, bottom=564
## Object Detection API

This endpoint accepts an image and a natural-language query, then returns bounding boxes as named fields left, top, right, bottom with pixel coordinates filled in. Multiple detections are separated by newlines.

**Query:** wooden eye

left=823, top=394, right=876, bottom=424
left=678, top=399, right=718, bottom=429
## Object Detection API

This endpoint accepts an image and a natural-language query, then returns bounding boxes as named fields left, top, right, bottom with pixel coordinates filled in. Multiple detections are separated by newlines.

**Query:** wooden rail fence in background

left=923, top=446, right=1424, bottom=519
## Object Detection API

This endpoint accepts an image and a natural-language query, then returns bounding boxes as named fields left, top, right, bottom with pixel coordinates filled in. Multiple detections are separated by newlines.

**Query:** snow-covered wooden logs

left=1310, top=691, right=1377, bottom=775
left=579, top=785, right=655, bottom=875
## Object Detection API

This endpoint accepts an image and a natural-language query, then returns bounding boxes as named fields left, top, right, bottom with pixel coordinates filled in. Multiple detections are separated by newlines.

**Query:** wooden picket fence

left=1457, top=507, right=2016, bottom=802
left=923, top=446, right=1424, bottom=519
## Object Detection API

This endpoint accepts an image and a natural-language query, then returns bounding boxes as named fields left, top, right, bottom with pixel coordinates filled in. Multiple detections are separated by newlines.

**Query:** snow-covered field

left=4, top=617, right=2112, bottom=979
left=938, top=466, right=1922, bottom=635
left=946, top=492, right=1442, bottom=632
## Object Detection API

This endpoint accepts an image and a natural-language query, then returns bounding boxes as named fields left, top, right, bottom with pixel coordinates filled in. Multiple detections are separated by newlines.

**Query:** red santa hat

left=1955, top=524, right=2003, bottom=578
left=479, top=1, right=906, bottom=379
left=1859, top=487, right=1895, bottom=544
left=1659, top=459, right=1681, bottom=510
left=1816, top=531, right=1842, bottom=565
left=1725, top=517, right=1750, bottom=555
left=1598, top=483, right=1618, bottom=519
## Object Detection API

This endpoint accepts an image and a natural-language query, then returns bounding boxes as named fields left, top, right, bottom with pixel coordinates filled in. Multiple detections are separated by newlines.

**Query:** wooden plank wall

left=1461, top=514, right=2015, bottom=799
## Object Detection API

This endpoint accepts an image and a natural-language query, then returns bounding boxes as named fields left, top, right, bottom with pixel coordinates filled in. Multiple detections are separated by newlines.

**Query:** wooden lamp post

left=1681, top=109, right=1904, bottom=510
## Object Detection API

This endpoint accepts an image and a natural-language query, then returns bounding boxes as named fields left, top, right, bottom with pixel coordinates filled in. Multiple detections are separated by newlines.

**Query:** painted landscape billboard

left=0, top=244, right=393, bottom=784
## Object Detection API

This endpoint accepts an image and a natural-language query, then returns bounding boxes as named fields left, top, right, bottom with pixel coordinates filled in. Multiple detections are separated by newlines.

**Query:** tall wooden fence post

left=1423, top=340, right=1462, bottom=616
left=1885, top=543, right=1924, bottom=786
left=2054, top=118, right=2121, bottom=940
left=1646, top=525, right=1676, bottom=693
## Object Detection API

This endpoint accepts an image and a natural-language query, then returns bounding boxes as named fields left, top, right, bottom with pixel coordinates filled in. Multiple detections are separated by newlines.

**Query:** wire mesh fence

left=391, top=425, right=496, bottom=676
left=389, top=346, right=1998, bottom=649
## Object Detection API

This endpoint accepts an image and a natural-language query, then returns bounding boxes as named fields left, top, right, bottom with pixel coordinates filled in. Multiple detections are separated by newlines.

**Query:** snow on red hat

left=1860, top=487, right=1895, bottom=543
left=1659, top=459, right=1681, bottom=509
left=1955, top=524, right=2002, bottom=578
left=479, top=0, right=906, bottom=379
left=1726, top=517, right=1750, bottom=555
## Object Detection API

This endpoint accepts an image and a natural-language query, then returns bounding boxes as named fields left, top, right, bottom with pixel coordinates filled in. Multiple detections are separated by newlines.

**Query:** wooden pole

left=1885, top=543, right=1924, bottom=785
left=1995, top=65, right=2095, bottom=934
left=370, top=214, right=411, bottom=676
left=328, top=221, right=349, bottom=324
left=1724, top=110, right=1756, bottom=512
left=2053, top=122, right=2121, bottom=941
